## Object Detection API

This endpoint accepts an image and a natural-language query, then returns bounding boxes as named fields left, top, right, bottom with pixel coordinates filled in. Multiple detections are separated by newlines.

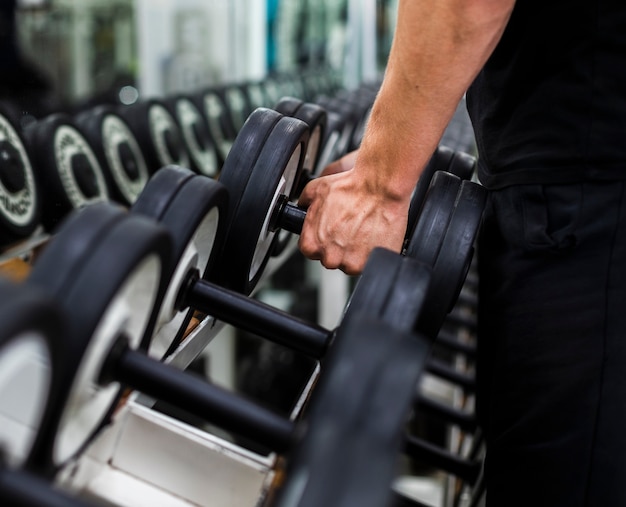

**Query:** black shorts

left=477, top=181, right=626, bottom=507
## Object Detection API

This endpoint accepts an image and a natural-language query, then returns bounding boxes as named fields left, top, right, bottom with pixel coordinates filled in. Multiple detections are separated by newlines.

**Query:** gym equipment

left=273, top=97, right=326, bottom=184
left=0, top=279, right=96, bottom=506
left=190, top=88, right=238, bottom=164
left=117, top=99, right=190, bottom=173
left=134, top=161, right=435, bottom=358
left=0, top=102, right=41, bottom=246
left=22, top=113, right=109, bottom=231
left=217, top=84, right=253, bottom=134
left=212, top=107, right=486, bottom=337
left=406, top=145, right=474, bottom=238
left=131, top=166, right=227, bottom=358
left=25, top=203, right=431, bottom=493
left=271, top=97, right=326, bottom=256
left=214, top=108, right=308, bottom=294
left=74, top=105, right=150, bottom=206
left=406, top=171, right=486, bottom=339
left=26, top=203, right=172, bottom=474
left=315, top=95, right=364, bottom=154
left=163, top=96, right=220, bottom=178
left=269, top=317, right=430, bottom=507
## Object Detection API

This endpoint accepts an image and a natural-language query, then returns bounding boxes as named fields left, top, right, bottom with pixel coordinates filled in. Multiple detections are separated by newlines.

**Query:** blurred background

left=6, top=0, right=397, bottom=113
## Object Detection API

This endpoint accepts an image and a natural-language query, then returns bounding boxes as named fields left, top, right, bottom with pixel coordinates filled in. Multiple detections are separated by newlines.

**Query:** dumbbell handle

left=404, top=435, right=481, bottom=484
left=180, top=270, right=330, bottom=359
left=113, top=346, right=296, bottom=453
left=270, top=195, right=307, bottom=235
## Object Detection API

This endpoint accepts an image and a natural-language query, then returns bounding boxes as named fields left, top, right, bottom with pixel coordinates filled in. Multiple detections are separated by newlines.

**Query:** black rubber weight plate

left=132, top=165, right=195, bottom=221
left=340, top=248, right=431, bottom=336
left=405, top=171, right=462, bottom=267
left=28, top=202, right=124, bottom=298
left=217, top=115, right=308, bottom=294
left=273, top=96, right=304, bottom=117
left=23, top=114, right=109, bottom=231
left=0, top=280, right=63, bottom=471
left=417, top=180, right=487, bottom=338
left=75, top=106, right=150, bottom=206
left=446, top=150, right=476, bottom=180
left=173, top=97, right=220, bottom=178
left=0, top=107, right=40, bottom=244
left=293, top=102, right=327, bottom=179
left=144, top=174, right=228, bottom=357
left=407, top=145, right=456, bottom=238
left=274, top=318, right=429, bottom=507
left=28, top=210, right=171, bottom=474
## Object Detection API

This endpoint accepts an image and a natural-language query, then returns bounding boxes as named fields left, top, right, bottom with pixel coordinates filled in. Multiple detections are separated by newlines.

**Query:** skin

left=298, top=0, right=516, bottom=275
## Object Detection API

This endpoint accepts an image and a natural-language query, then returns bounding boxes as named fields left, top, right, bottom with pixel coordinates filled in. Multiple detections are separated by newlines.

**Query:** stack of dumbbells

left=0, top=67, right=485, bottom=507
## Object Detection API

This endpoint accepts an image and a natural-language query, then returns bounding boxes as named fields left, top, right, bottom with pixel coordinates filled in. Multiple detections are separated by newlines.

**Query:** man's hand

left=298, top=168, right=409, bottom=275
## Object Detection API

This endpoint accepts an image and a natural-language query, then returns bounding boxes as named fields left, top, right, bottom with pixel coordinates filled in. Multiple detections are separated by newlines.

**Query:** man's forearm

left=355, top=0, right=516, bottom=200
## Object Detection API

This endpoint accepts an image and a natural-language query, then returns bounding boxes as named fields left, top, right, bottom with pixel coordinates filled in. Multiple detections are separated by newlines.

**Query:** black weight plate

left=405, top=171, right=462, bottom=267
left=446, top=150, right=477, bottom=180
left=27, top=207, right=171, bottom=474
left=292, top=103, right=327, bottom=179
left=29, top=202, right=124, bottom=297
left=192, top=89, right=237, bottom=163
left=313, top=110, right=348, bottom=175
left=217, top=116, right=308, bottom=294
left=132, top=165, right=195, bottom=221
left=315, top=96, right=359, bottom=155
left=272, top=101, right=327, bottom=257
left=417, top=180, right=487, bottom=339
left=0, top=280, right=63, bottom=471
left=23, top=113, right=110, bottom=232
left=74, top=105, right=150, bottom=206
left=245, top=81, right=271, bottom=110
left=0, top=103, right=41, bottom=245
left=274, top=318, right=429, bottom=507
left=406, top=145, right=456, bottom=238
left=136, top=173, right=228, bottom=358
left=170, top=97, right=220, bottom=178
left=273, top=96, right=304, bottom=117
left=117, top=99, right=190, bottom=173
left=223, top=85, right=251, bottom=134
left=339, top=248, right=431, bottom=338
left=214, top=108, right=283, bottom=270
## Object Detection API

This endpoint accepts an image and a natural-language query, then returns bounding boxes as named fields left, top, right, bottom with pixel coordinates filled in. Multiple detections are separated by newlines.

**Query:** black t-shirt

left=467, top=0, right=626, bottom=189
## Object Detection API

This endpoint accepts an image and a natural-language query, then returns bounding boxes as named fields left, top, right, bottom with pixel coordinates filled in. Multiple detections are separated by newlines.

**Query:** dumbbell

left=245, top=80, right=272, bottom=110
left=25, top=203, right=430, bottom=481
left=132, top=164, right=430, bottom=360
left=211, top=107, right=488, bottom=324
left=406, top=145, right=477, bottom=239
left=163, top=95, right=221, bottom=178
left=0, top=279, right=97, bottom=506
left=130, top=165, right=478, bottom=433
left=132, top=164, right=476, bottom=383
left=190, top=88, right=238, bottom=164
left=116, top=99, right=190, bottom=173
left=130, top=165, right=478, bottom=500
left=0, top=102, right=41, bottom=246
left=273, top=97, right=326, bottom=186
left=217, top=84, right=253, bottom=134
left=23, top=113, right=109, bottom=231
left=315, top=95, right=364, bottom=153
left=267, top=317, right=429, bottom=507
left=271, top=97, right=327, bottom=256
left=333, top=88, right=375, bottom=150
left=74, top=105, right=150, bottom=206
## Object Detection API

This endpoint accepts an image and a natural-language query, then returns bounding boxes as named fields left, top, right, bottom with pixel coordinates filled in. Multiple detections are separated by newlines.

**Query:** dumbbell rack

left=1, top=232, right=316, bottom=507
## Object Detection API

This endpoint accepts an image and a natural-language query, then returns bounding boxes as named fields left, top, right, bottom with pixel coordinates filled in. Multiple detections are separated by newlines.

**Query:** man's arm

left=298, top=0, right=515, bottom=274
